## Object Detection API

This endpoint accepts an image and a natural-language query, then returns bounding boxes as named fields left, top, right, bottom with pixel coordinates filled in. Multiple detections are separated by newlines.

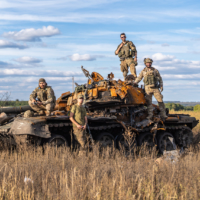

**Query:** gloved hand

left=160, top=86, right=163, bottom=92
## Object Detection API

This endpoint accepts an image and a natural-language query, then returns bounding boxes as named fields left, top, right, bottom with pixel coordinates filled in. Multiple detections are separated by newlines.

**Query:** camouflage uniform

left=71, top=104, right=87, bottom=149
left=135, top=61, right=167, bottom=119
left=29, top=86, right=56, bottom=115
left=115, top=40, right=137, bottom=80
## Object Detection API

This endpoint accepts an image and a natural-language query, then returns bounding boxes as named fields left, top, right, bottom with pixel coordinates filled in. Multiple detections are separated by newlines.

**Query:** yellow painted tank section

left=55, top=71, right=147, bottom=111
left=126, top=85, right=146, bottom=105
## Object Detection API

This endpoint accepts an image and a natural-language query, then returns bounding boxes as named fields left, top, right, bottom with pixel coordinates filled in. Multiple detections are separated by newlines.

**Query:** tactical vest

left=118, top=41, right=135, bottom=60
left=37, top=86, right=56, bottom=103
left=143, top=69, right=159, bottom=87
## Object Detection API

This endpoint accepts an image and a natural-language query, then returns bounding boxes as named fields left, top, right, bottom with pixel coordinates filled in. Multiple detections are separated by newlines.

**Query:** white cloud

left=0, top=8, right=200, bottom=24
left=148, top=53, right=200, bottom=70
left=152, top=53, right=175, bottom=61
left=154, top=66, right=176, bottom=71
left=161, top=43, right=170, bottom=47
left=14, top=56, right=42, bottom=64
left=58, top=43, right=116, bottom=52
left=0, top=39, right=28, bottom=49
left=2, top=26, right=60, bottom=42
left=138, top=44, right=188, bottom=54
left=0, top=13, right=161, bottom=23
left=0, top=0, right=120, bottom=9
left=70, top=54, right=94, bottom=61
left=69, top=53, right=104, bottom=61
left=0, top=60, right=41, bottom=69
left=0, top=69, right=83, bottom=77
left=25, top=77, right=87, bottom=83
left=163, top=74, right=200, bottom=79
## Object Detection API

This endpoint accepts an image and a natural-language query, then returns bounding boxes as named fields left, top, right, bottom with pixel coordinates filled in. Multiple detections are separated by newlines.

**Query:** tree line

left=165, top=103, right=194, bottom=111
left=0, top=100, right=28, bottom=107
left=0, top=100, right=200, bottom=111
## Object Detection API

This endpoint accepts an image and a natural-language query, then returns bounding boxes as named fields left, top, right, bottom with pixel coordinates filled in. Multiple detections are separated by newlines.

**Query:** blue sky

left=0, top=0, right=200, bottom=101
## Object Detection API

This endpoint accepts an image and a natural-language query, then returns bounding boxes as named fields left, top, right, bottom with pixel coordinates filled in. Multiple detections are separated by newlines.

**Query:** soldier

left=134, top=58, right=167, bottom=120
left=115, top=33, right=138, bottom=80
left=29, top=78, right=56, bottom=116
left=70, top=94, right=88, bottom=153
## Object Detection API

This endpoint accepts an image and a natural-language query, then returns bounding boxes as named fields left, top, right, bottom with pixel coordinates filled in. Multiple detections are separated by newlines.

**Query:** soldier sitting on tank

left=134, top=58, right=167, bottom=120
left=70, top=94, right=88, bottom=155
left=29, top=78, right=56, bottom=116
left=115, top=33, right=138, bottom=81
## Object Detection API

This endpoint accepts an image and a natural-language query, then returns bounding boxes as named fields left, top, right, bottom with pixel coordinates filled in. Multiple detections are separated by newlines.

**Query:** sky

left=0, top=0, right=200, bottom=101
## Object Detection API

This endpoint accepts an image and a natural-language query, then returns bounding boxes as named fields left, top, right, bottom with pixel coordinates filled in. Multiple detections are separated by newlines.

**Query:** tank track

left=47, top=119, right=192, bottom=133
left=0, top=123, right=16, bottom=146
left=46, top=120, right=193, bottom=147
left=0, top=114, right=193, bottom=148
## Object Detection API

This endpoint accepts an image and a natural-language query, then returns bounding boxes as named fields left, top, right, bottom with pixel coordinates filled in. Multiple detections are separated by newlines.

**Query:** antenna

left=72, top=76, right=74, bottom=92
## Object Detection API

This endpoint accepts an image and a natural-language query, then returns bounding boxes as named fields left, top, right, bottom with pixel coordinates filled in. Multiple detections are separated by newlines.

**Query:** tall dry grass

left=0, top=110, right=200, bottom=200
left=0, top=144, right=200, bottom=200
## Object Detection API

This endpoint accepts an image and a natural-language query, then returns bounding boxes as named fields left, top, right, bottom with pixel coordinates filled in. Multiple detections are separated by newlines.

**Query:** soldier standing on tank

left=134, top=58, right=167, bottom=120
left=70, top=94, right=88, bottom=154
left=115, top=33, right=138, bottom=80
left=29, top=78, right=56, bottom=116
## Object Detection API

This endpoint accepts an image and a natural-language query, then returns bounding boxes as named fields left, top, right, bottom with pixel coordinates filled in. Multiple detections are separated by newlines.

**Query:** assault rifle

left=32, top=98, right=42, bottom=106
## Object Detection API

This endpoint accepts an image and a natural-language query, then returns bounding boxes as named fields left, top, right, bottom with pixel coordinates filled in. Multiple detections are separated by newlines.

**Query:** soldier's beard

left=146, top=64, right=152, bottom=68
left=39, top=83, right=47, bottom=89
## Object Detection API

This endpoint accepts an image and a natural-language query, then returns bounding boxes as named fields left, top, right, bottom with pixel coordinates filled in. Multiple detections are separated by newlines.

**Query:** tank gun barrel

left=0, top=105, right=32, bottom=114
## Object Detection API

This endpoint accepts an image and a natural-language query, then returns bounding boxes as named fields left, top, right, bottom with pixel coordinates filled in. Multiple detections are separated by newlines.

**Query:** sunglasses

left=121, top=36, right=126, bottom=38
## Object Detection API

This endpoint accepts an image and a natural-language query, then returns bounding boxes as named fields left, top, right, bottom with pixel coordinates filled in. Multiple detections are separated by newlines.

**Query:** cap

left=39, top=78, right=46, bottom=83
left=144, top=58, right=153, bottom=63
left=77, top=94, right=84, bottom=99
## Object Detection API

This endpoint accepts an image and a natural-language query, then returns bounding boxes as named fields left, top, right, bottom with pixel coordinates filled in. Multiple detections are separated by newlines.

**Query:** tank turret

left=55, top=66, right=148, bottom=124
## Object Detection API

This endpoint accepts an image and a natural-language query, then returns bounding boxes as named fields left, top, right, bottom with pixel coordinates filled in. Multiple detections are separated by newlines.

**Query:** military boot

left=123, top=71, right=128, bottom=81
left=158, top=102, right=168, bottom=120
left=146, top=104, right=153, bottom=120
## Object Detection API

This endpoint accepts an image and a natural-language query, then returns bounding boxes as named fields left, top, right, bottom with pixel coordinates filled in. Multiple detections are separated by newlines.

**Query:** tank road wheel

left=96, top=132, right=114, bottom=148
left=47, top=134, right=68, bottom=148
left=157, top=132, right=176, bottom=153
left=182, top=128, right=193, bottom=148
left=175, top=128, right=193, bottom=148
left=117, top=134, right=137, bottom=152
left=137, top=132, right=157, bottom=149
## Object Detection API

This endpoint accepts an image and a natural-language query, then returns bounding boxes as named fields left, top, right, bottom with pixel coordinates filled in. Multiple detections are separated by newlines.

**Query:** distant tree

left=194, top=104, right=200, bottom=111
left=165, top=103, right=193, bottom=111
left=185, top=106, right=193, bottom=111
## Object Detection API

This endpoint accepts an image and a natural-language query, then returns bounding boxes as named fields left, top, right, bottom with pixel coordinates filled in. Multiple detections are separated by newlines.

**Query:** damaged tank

left=0, top=66, right=199, bottom=153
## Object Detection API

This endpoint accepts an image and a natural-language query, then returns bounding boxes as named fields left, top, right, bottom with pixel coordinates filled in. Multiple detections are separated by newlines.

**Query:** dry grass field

left=0, top=110, right=200, bottom=200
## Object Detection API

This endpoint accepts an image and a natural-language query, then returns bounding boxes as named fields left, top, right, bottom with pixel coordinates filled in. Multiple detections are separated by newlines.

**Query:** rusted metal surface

left=165, top=117, right=179, bottom=122
left=56, top=69, right=146, bottom=110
